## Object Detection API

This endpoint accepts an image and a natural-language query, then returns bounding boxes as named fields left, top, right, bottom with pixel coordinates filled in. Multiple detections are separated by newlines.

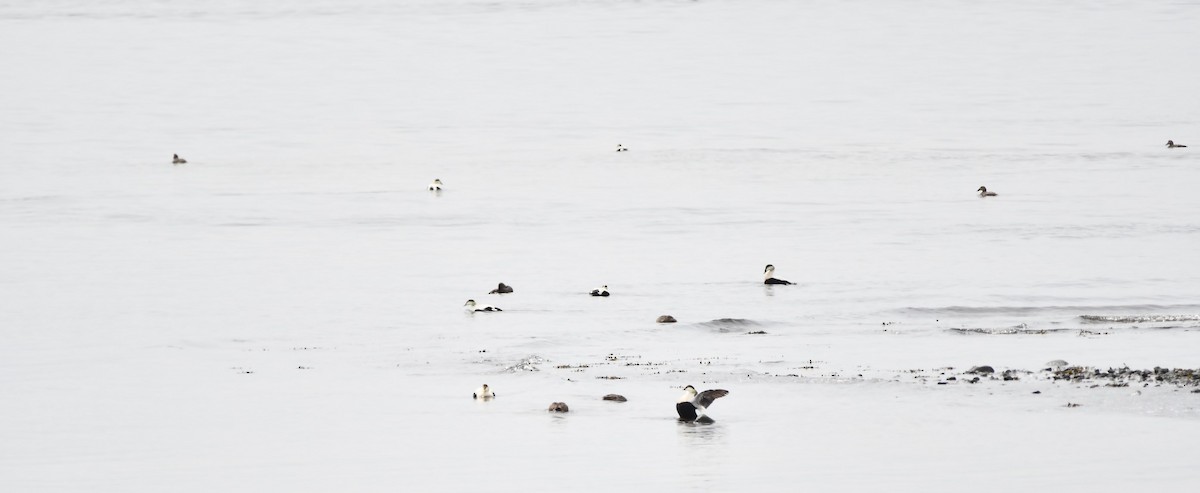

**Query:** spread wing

left=695, top=389, right=729, bottom=408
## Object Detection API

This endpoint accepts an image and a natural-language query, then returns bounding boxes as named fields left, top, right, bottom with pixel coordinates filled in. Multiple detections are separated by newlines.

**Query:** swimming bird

left=473, top=384, right=495, bottom=399
left=763, top=264, right=793, bottom=285
left=489, top=282, right=514, bottom=294
left=464, top=299, right=502, bottom=312
left=590, top=285, right=610, bottom=297
left=616, top=144, right=628, bottom=152
left=172, top=154, right=187, bottom=165
left=977, top=186, right=997, bottom=197
left=676, top=385, right=729, bottom=422
left=428, top=178, right=443, bottom=191
left=1166, top=140, right=1188, bottom=148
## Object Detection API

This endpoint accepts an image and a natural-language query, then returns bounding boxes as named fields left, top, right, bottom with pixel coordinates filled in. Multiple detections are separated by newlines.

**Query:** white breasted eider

left=428, top=178, right=443, bottom=191
left=590, top=285, right=610, bottom=297
left=173, top=154, right=187, bottom=164
left=616, top=144, right=628, bottom=152
left=489, top=282, right=514, bottom=294
left=977, top=186, right=997, bottom=197
left=473, top=384, right=495, bottom=399
left=464, top=299, right=502, bottom=312
left=763, top=264, right=793, bottom=285
left=676, top=385, right=729, bottom=422
left=1167, top=140, right=1188, bottom=148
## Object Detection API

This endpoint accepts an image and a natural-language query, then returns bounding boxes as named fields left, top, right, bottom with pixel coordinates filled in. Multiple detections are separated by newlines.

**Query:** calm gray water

left=2, top=1, right=1199, bottom=491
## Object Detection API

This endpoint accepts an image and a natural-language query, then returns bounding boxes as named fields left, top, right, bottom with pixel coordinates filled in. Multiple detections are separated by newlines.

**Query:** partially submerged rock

left=656, top=315, right=677, bottom=324
left=967, top=365, right=995, bottom=375
left=602, top=394, right=627, bottom=402
left=548, top=402, right=569, bottom=412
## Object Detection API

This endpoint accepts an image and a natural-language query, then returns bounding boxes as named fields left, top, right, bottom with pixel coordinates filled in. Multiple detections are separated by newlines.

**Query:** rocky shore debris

left=602, top=394, right=627, bottom=402
left=1050, top=366, right=1200, bottom=387
left=656, top=315, right=677, bottom=324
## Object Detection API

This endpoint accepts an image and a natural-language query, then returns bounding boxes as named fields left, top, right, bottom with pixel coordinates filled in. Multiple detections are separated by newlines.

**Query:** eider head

left=764, top=264, right=775, bottom=274
left=464, top=299, right=477, bottom=308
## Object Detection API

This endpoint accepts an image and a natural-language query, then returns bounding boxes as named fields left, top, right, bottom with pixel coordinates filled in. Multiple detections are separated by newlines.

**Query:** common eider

left=428, top=178, right=443, bottom=191
left=464, top=299, right=502, bottom=312
left=763, top=264, right=793, bottom=285
left=1166, top=140, right=1188, bottom=148
left=473, top=384, right=495, bottom=399
left=172, top=154, right=187, bottom=165
left=977, top=186, right=997, bottom=197
left=616, top=144, right=628, bottom=152
left=489, top=283, right=514, bottom=294
left=590, top=285, right=610, bottom=297
left=676, top=385, right=729, bottom=422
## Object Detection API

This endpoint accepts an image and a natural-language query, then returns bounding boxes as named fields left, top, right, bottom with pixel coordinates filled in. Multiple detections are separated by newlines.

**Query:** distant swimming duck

left=464, top=299, right=502, bottom=312
left=763, top=264, right=793, bottom=285
left=1166, top=140, right=1188, bottom=148
left=616, top=144, right=628, bottom=152
left=977, top=186, right=998, bottom=197
left=473, top=384, right=495, bottom=399
left=428, top=178, right=443, bottom=191
left=172, top=154, right=187, bottom=165
left=676, top=385, right=729, bottom=422
left=590, top=285, right=610, bottom=297
left=489, top=282, right=514, bottom=294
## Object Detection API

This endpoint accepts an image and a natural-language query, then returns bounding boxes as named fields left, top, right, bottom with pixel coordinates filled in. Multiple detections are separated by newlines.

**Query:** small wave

left=900, top=304, right=1200, bottom=316
left=504, top=355, right=546, bottom=372
left=695, top=318, right=762, bottom=332
left=948, top=324, right=1071, bottom=335
left=1080, top=315, right=1200, bottom=324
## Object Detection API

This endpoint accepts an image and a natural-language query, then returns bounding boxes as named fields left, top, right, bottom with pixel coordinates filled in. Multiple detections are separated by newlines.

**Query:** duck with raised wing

left=676, top=385, right=729, bottom=422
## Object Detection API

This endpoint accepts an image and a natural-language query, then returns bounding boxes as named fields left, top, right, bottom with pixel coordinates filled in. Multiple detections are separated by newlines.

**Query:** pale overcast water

left=2, top=1, right=1199, bottom=491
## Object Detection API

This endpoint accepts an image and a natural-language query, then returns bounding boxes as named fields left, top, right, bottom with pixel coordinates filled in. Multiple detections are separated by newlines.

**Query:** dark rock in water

left=1002, top=369, right=1020, bottom=381
left=656, top=315, right=677, bottom=324
left=746, top=330, right=768, bottom=335
left=967, top=365, right=995, bottom=375
left=968, top=377, right=980, bottom=384
left=1192, top=389, right=1200, bottom=394
left=548, top=402, right=569, bottom=412
left=1065, top=402, right=1082, bottom=408
left=946, top=376, right=957, bottom=381
left=602, top=394, right=627, bottom=402
left=1032, top=390, right=1041, bottom=394
left=937, top=381, right=947, bottom=385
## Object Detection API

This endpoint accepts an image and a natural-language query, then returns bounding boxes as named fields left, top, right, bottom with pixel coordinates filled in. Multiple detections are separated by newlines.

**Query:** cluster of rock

left=1051, top=366, right=1200, bottom=387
